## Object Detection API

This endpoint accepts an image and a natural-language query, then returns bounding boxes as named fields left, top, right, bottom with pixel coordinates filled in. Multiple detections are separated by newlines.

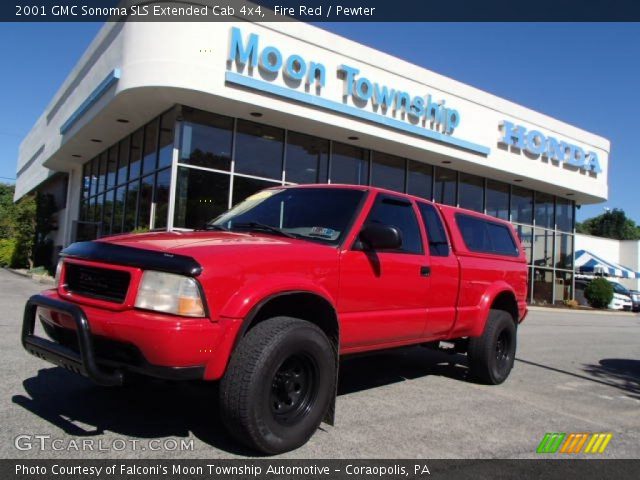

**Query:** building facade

left=15, top=20, right=610, bottom=305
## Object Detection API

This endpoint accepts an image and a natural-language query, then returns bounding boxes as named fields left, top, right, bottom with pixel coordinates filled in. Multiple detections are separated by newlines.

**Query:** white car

left=608, top=281, right=633, bottom=311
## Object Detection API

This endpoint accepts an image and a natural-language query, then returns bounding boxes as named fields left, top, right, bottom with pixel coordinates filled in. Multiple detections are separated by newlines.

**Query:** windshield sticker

left=310, top=227, right=336, bottom=238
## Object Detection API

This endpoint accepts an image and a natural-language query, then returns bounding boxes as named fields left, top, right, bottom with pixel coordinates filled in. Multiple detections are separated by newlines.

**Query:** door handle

left=420, top=266, right=431, bottom=277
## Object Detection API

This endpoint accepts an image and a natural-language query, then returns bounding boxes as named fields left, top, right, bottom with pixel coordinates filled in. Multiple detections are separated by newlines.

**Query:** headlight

left=54, top=260, right=63, bottom=285
left=135, top=271, right=205, bottom=317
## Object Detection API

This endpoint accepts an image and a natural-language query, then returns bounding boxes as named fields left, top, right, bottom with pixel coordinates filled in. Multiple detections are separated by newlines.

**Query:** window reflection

left=556, top=197, right=574, bottom=232
left=174, top=167, right=230, bottom=228
left=511, top=186, right=533, bottom=225
left=235, top=120, right=284, bottom=179
left=137, top=174, right=154, bottom=229
left=117, top=137, right=130, bottom=186
left=434, top=167, right=457, bottom=206
left=154, top=168, right=171, bottom=229
left=407, top=160, right=432, bottom=200
left=458, top=173, right=484, bottom=212
left=533, top=228, right=553, bottom=267
left=142, top=119, right=159, bottom=176
left=330, top=142, right=369, bottom=185
left=158, top=111, right=176, bottom=169
left=486, top=180, right=509, bottom=220
left=555, top=271, right=573, bottom=304
left=129, top=129, right=143, bottom=181
left=515, top=225, right=533, bottom=264
left=535, top=192, right=554, bottom=229
left=285, top=131, right=328, bottom=184
left=555, top=233, right=574, bottom=270
left=370, top=152, right=405, bottom=192
left=180, top=109, right=233, bottom=171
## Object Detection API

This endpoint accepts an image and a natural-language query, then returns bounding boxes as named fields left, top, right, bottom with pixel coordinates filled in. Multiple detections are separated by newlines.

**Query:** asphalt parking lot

left=1, top=268, right=638, bottom=459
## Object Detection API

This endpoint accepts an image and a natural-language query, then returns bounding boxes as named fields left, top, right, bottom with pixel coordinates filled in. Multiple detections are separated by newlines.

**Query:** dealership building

left=15, top=19, right=611, bottom=305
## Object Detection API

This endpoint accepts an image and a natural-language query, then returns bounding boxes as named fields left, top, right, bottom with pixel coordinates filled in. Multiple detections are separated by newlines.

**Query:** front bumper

left=22, top=294, right=206, bottom=385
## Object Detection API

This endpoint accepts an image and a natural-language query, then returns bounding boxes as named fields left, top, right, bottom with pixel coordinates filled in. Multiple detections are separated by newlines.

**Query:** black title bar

left=5, top=0, right=640, bottom=22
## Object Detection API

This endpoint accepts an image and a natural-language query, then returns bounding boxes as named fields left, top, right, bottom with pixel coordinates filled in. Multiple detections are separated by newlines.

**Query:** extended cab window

left=362, top=194, right=423, bottom=254
left=417, top=202, right=450, bottom=256
left=456, top=213, right=519, bottom=257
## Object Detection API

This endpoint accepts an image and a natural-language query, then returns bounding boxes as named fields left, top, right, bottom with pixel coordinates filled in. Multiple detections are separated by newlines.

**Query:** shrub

left=0, top=238, right=16, bottom=266
left=584, top=278, right=614, bottom=309
left=563, top=299, right=579, bottom=308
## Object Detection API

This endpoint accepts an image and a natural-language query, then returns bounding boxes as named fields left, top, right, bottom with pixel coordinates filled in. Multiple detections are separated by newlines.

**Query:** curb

left=528, top=305, right=638, bottom=316
left=2, top=267, right=56, bottom=286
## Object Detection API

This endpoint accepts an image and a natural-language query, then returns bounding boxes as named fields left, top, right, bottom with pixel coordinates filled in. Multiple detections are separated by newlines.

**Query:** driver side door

left=338, top=193, right=430, bottom=350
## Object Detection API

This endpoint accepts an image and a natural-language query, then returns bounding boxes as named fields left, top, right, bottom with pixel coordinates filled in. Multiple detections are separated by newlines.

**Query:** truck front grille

left=64, top=263, right=130, bottom=303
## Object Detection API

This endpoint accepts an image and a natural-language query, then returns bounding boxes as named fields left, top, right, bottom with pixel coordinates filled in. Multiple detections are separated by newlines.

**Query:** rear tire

left=219, top=316, right=335, bottom=454
left=467, top=309, right=516, bottom=385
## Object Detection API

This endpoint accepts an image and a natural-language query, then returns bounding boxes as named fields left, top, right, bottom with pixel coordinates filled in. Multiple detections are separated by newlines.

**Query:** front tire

left=219, top=317, right=335, bottom=454
left=467, top=309, right=517, bottom=385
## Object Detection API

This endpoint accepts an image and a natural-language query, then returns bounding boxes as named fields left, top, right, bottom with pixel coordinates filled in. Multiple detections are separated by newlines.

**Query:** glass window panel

left=364, top=194, right=423, bottom=254
left=137, top=174, right=154, bottom=229
left=153, top=168, right=171, bottom=230
left=515, top=225, right=533, bottom=265
left=82, top=162, right=91, bottom=201
left=97, top=152, right=107, bottom=194
left=555, top=233, right=574, bottom=270
left=85, top=196, right=95, bottom=224
left=123, top=181, right=139, bottom=232
left=370, top=152, right=405, bottom=192
left=129, top=129, right=143, bottom=181
left=94, top=194, right=104, bottom=235
left=174, top=166, right=231, bottom=228
left=106, top=146, right=118, bottom=189
left=232, top=175, right=280, bottom=206
left=112, top=186, right=126, bottom=234
left=142, top=119, right=159, bottom=175
left=556, top=197, right=574, bottom=232
left=102, top=189, right=114, bottom=236
left=117, top=136, right=130, bottom=186
left=554, top=271, right=573, bottom=304
left=89, top=157, right=99, bottom=196
left=235, top=120, right=284, bottom=179
left=458, top=173, right=484, bottom=212
left=407, top=160, right=433, bottom=200
left=535, top=192, right=554, bottom=229
left=285, top=131, right=329, bottom=184
left=511, top=185, right=533, bottom=225
left=417, top=202, right=450, bottom=256
left=485, top=179, right=509, bottom=220
left=433, top=166, right=457, bottom=206
left=330, top=142, right=369, bottom=185
left=533, top=268, right=554, bottom=305
left=533, top=228, right=553, bottom=267
left=79, top=197, right=88, bottom=222
left=158, top=110, right=176, bottom=169
left=180, top=109, right=233, bottom=171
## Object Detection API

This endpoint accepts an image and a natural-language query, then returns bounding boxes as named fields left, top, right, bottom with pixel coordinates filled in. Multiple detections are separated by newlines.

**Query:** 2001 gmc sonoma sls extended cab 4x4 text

left=22, top=184, right=528, bottom=453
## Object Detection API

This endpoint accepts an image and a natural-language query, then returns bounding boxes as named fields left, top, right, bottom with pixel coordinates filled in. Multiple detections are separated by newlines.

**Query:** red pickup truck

left=22, top=184, right=528, bottom=453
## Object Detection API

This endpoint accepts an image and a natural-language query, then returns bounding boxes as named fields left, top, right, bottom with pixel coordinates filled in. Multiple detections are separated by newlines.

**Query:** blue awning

left=575, top=249, right=640, bottom=279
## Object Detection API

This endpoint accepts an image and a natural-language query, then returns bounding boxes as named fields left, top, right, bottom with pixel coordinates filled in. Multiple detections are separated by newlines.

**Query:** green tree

left=576, top=209, right=640, bottom=240
left=11, top=193, right=36, bottom=268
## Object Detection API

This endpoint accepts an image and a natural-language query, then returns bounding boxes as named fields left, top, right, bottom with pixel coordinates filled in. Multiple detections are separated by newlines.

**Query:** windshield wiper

left=232, top=222, right=298, bottom=239
left=203, top=223, right=229, bottom=231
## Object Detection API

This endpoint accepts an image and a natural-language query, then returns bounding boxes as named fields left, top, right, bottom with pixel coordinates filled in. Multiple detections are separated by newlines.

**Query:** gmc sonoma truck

left=22, top=184, right=528, bottom=454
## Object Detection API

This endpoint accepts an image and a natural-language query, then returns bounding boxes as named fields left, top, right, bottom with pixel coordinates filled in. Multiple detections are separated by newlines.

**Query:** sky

left=0, top=22, right=638, bottom=223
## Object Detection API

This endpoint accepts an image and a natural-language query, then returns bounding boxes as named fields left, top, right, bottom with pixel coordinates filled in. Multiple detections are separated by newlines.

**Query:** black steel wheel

left=220, top=316, right=335, bottom=454
left=467, top=309, right=517, bottom=385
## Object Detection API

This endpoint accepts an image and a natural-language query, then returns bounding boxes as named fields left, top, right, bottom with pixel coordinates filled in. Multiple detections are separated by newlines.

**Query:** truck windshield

left=208, top=187, right=365, bottom=245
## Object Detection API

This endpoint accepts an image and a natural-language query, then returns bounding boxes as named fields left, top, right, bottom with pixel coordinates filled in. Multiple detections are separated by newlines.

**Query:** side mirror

left=359, top=224, right=402, bottom=250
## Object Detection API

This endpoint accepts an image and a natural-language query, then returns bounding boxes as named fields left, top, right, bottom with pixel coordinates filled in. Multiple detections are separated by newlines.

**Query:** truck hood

left=98, top=230, right=324, bottom=254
